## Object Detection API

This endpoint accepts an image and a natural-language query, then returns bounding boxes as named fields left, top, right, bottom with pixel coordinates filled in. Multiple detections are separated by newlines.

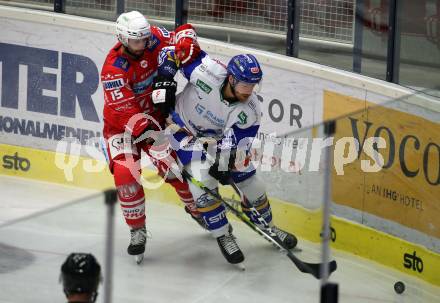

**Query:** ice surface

left=0, top=176, right=438, bottom=303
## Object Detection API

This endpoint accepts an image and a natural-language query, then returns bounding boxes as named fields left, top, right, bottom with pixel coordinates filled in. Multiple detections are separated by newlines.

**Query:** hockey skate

left=127, top=226, right=147, bottom=264
left=270, top=226, right=298, bottom=250
left=216, top=233, right=244, bottom=266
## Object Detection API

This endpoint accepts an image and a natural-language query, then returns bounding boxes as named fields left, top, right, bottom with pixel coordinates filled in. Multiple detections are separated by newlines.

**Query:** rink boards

left=0, top=5, right=439, bottom=287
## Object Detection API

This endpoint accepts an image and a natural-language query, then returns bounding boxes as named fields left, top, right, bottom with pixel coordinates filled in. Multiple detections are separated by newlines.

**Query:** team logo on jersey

left=117, top=183, right=141, bottom=199
left=158, top=50, right=167, bottom=65
left=158, top=47, right=175, bottom=65
left=158, top=26, right=170, bottom=38
left=147, top=35, right=160, bottom=51
left=111, top=136, right=124, bottom=151
left=238, top=111, right=248, bottom=125
left=195, top=103, right=206, bottom=115
left=102, top=78, right=124, bottom=90
left=113, top=56, right=130, bottom=72
left=196, top=79, right=212, bottom=94
left=199, top=64, right=207, bottom=72
left=140, top=60, right=148, bottom=68
left=167, top=52, right=177, bottom=63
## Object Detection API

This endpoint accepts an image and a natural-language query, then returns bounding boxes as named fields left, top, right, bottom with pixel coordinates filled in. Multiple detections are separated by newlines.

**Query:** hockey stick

left=226, top=178, right=337, bottom=279
left=181, top=169, right=337, bottom=279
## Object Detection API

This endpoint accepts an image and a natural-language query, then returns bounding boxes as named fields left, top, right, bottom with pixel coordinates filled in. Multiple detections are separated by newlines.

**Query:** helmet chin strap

left=223, top=77, right=239, bottom=104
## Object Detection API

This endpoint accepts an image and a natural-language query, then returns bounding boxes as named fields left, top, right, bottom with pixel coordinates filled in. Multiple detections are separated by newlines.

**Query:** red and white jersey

left=101, top=26, right=174, bottom=138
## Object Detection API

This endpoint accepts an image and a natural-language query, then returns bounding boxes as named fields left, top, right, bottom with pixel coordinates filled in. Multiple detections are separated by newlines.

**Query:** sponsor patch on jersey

left=196, top=79, right=212, bottom=94
left=206, top=110, right=225, bottom=127
left=102, top=78, right=124, bottom=90
left=132, top=72, right=156, bottom=94
left=238, top=111, right=248, bottom=125
left=147, top=34, right=160, bottom=51
left=140, top=60, right=148, bottom=68
left=195, top=103, right=206, bottom=115
left=108, top=134, right=138, bottom=159
left=158, top=48, right=168, bottom=65
left=117, top=183, right=141, bottom=200
left=158, top=26, right=170, bottom=38
left=199, top=64, right=207, bottom=72
left=158, top=50, right=177, bottom=71
left=113, top=56, right=130, bottom=72
left=162, top=64, right=178, bottom=78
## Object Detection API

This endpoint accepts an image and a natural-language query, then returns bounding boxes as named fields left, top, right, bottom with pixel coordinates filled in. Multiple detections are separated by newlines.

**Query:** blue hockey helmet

left=227, top=54, right=263, bottom=84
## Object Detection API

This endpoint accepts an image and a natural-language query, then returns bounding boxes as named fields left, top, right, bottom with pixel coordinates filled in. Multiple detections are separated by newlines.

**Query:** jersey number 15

left=111, top=89, right=124, bottom=100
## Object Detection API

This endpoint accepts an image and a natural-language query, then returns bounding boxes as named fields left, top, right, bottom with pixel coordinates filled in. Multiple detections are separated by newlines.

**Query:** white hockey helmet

left=116, top=11, right=151, bottom=47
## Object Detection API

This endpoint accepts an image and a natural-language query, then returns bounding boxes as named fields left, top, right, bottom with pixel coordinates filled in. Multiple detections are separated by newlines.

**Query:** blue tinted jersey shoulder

left=147, top=34, right=161, bottom=52
left=158, top=47, right=179, bottom=78
left=181, top=51, right=207, bottom=80
left=231, top=124, right=259, bottom=148
left=112, top=56, right=130, bottom=72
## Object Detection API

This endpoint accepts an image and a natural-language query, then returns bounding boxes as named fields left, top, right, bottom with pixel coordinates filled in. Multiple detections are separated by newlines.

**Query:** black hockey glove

left=208, top=162, right=231, bottom=185
left=208, top=151, right=236, bottom=185
left=152, top=76, right=177, bottom=117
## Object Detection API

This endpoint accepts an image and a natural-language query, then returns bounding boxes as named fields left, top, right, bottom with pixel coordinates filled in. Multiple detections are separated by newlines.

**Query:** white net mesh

left=186, top=0, right=354, bottom=43
left=2, top=0, right=355, bottom=43
left=0, top=0, right=54, bottom=6
left=126, top=0, right=175, bottom=20
left=300, top=0, right=354, bottom=43
left=66, top=0, right=115, bottom=11
left=188, top=0, right=288, bottom=33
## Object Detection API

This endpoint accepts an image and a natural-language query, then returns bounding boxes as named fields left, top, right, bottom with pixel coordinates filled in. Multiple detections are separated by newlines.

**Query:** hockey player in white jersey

left=155, top=43, right=298, bottom=264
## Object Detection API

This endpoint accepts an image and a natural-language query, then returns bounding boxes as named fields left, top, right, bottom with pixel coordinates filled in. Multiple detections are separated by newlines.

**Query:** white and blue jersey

left=158, top=49, right=260, bottom=181
left=157, top=49, right=276, bottom=238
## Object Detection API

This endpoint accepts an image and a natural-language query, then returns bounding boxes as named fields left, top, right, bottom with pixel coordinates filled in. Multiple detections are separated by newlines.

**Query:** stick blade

left=287, top=251, right=338, bottom=279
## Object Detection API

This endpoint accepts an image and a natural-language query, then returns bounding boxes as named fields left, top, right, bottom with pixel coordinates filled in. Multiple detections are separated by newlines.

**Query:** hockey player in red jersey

left=100, top=11, right=201, bottom=263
